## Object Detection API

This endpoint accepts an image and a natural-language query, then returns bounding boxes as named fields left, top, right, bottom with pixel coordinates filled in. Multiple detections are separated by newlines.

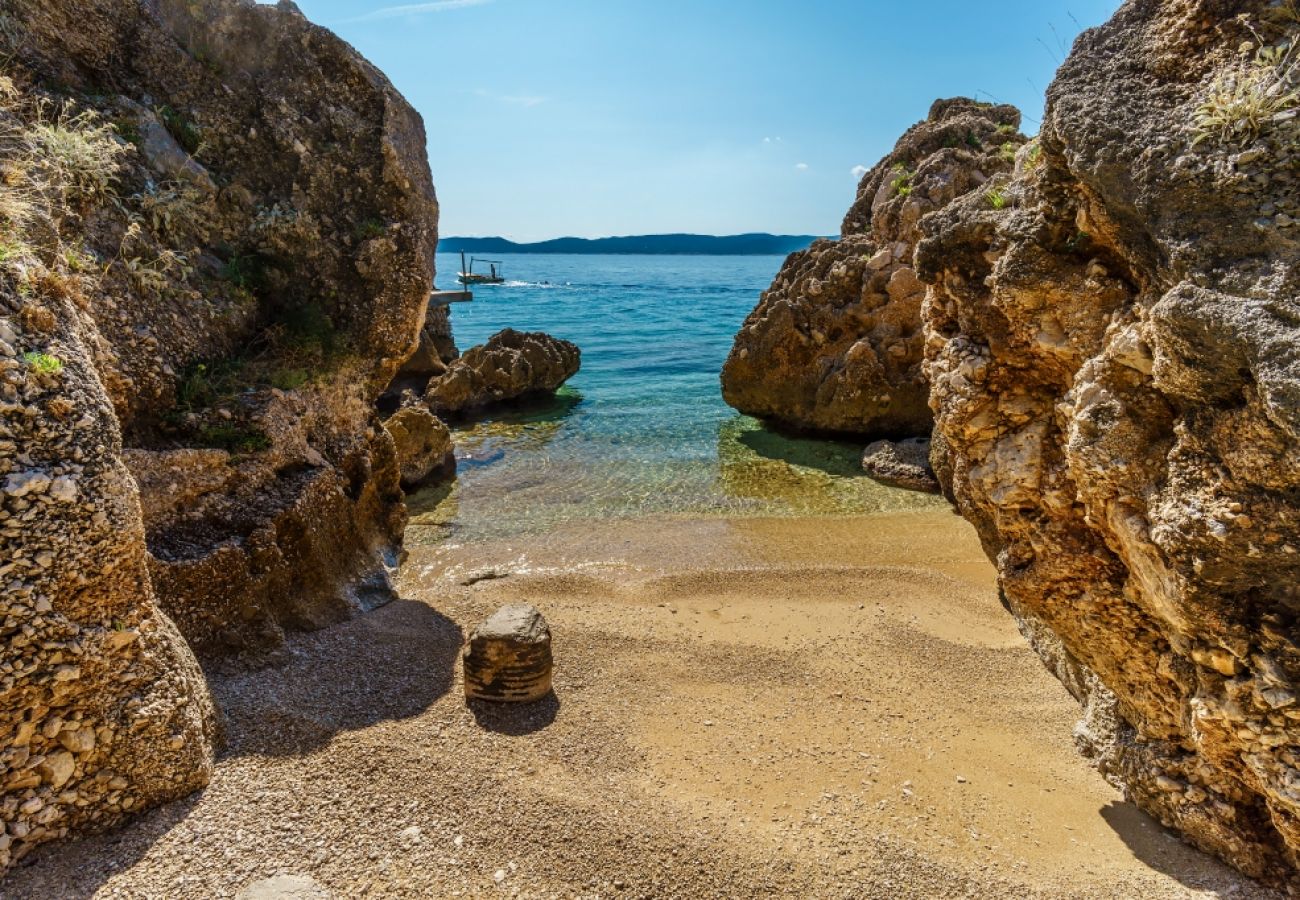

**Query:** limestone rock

left=722, top=98, right=1025, bottom=437
left=426, top=329, right=579, bottom=418
left=860, top=438, right=939, bottom=494
left=384, top=406, right=454, bottom=490
left=1, top=0, right=437, bottom=867
left=916, top=4, right=1300, bottom=885
left=463, top=605, right=554, bottom=703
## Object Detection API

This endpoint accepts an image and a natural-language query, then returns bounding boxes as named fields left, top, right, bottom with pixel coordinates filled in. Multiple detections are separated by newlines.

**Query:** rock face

left=384, top=406, right=453, bottom=490
left=2, top=0, right=436, bottom=866
left=463, top=605, right=554, bottom=703
left=860, top=437, right=938, bottom=494
left=917, top=2, right=1300, bottom=884
left=425, top=328, right=579, bottom=418
left=722, top=99, right=1025, bottom=436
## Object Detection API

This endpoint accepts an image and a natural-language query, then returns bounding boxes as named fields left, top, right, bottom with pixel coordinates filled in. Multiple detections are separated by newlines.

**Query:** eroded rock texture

left=384, top=406, right=453, bottom=490
left=425, top=328, right=580, bottom=418
left=722, top=99, right=1025, bottom=436
left=917, top=2, right=1300, bottom=883
left=2, top=0, right=436, bottom=865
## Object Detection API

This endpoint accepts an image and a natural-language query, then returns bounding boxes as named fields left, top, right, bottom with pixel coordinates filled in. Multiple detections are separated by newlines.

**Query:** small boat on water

left=458, top=252, right=505, bottom=286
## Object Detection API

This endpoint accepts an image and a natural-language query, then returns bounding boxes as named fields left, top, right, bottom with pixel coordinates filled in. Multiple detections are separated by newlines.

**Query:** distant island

left=440, top=233, right=823, bottom=256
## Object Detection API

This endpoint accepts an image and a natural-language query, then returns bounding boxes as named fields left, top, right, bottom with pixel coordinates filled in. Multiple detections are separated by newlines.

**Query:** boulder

left=860, top=437, right=939, bottom=494
left=425, top=329, right=579, bottom=418
left=722, top=98, right=1025, bottom=437
left=916, top=3, right=1300, bottom=885
left=463, top=605, right=554, bottom=703
left=384, top=407, right=454, bottom=490
left=1, top=0, right=438, bottom=866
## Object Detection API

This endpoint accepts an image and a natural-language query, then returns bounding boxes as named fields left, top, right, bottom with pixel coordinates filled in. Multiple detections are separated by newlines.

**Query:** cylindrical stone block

left=463, top=604, right=553, bottom=702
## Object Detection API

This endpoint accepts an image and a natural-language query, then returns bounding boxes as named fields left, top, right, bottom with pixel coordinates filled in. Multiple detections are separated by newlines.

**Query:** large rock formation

left=425, top=328, right=579, bottom=418
left=722, top=99, right=1025, bottom=436
left=917, top=1, right=1300, bottom=884
left=2, top=0, right=436, bottom=866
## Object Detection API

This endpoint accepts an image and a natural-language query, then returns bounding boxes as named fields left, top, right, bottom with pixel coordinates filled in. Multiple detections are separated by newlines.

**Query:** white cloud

left=795, top=162, right=809, bottom=171
left=342, top=0, right=491, bottom=24
left=851, top=164, right=869, bottom=180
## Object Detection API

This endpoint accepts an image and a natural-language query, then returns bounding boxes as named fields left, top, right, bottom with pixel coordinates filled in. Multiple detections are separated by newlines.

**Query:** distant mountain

left=439, top=233, right=822, bottom=256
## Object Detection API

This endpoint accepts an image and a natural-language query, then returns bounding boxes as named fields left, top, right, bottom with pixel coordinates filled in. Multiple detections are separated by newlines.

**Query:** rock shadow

left=1098, top=801, right=1272, bottom=896
left=210, top=598, right=463, bottom=758
left=717, top=414, right=866, bottom=478
left=468, top=692, right=560, bottom=736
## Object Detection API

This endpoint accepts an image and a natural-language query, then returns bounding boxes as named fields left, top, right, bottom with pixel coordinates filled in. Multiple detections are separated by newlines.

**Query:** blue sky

left=286, top=1, right=1120, bottom=241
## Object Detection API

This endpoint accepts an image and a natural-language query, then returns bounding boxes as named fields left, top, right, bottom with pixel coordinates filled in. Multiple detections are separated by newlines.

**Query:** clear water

left=407, top=253, right=942, bottom=542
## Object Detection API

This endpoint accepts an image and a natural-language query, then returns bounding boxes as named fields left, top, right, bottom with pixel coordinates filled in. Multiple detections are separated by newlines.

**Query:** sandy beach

left=2, top=509, right=1274, bottom=898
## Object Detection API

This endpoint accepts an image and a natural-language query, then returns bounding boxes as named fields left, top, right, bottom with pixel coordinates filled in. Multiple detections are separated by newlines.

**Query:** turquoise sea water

left=407, top=253, right=942, bottom=541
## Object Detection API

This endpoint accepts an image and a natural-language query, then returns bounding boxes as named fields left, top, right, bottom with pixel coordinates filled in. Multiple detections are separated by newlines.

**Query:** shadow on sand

left=211, top=598, right=463, bottom=758
left=468, top=692, right=561, bottom=736
left=1099, top=800, right=1267, bottom=896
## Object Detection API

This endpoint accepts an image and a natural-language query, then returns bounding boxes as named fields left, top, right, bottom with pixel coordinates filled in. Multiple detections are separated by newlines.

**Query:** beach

left=5, top=510, right=1271, bottom=898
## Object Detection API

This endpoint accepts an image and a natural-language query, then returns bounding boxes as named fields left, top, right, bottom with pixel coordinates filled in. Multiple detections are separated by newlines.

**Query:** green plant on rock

left=889, top=163, right=915, bottom=198
left=353, top=217, right=386, bottom=240
left=985, top=187, right=1009, bottom=210
left=999, top=141, right=1018, bottom=164
left=22, top=350, right=62, bottom=375
left=1192, top=39, right=1299, bottom=147
left=196, top=423, right=271, bottom=454
left=1024, top=141, right=1044, bottom=170
left=221, top=251, right=267, bottom=291
left=155, top=104, right=202, bottom=156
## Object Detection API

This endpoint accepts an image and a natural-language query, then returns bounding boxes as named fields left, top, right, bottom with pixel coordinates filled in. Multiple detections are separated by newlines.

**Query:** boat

left=457, top=252, right=505, bottom=286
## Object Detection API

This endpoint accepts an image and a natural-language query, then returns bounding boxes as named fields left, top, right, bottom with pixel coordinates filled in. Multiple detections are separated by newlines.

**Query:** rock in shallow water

left=463, top=605, right=554, bottom=703
left=861, top=438, right=939, bottom=494
left=425, top=329, right=579, bottom=417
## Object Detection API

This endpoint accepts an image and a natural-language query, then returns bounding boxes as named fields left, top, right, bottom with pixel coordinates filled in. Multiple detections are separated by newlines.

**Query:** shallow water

left=408, top=253, right=943, bottom=542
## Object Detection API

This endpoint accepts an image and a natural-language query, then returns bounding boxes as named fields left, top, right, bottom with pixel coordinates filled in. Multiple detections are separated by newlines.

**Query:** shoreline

left=5, top=510, right=1272, bottom=898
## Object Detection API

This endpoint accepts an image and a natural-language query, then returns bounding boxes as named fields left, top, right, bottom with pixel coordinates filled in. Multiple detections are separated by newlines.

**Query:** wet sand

left=4, top=510, right=1276, bottom=898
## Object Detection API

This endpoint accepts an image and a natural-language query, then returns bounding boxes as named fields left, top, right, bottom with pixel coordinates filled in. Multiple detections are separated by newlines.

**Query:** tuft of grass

left=985, top=187, right=1009, bottom=210
left=155, top=104, right=202, bottom=156
left=353, top=217, right=386, bottom=240
left=1192, top=39, right=1299, bottom=148
left=965, top=130, right=982, bottom=149
left=889, top=163, right=915, bottom=198
left=24, top=105, right=125, bottom=202
left=999, top=141, right=1018, bottom=164
left=22, top=350, right=63, bottom=375
left=996, top=123, right=1019, bottom=136
left=1024, top=141, right=1044, bottom=170
left=136, top=180, right=211, bottom=244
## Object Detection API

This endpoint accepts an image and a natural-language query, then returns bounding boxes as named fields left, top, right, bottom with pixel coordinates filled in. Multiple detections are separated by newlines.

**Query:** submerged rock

left=463, top=605, right=554, bottom=703
left=860, top=438, right=938, bottom=494
left=722, top=98, right=1025, bottom=437
left=425, top=328, right=579, bottom=417
left=917, top=3, right=1300, bottom=885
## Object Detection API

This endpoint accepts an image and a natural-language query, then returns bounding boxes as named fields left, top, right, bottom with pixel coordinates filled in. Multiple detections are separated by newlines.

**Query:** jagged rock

left=917, top=3, right=1300, bottom=885
left=860, top=437, right=938, bottom=494
left=2, top=0, right=437, bottom=866
left=463, top=605, right=554, bottom=703
left=384, top=406, right=453, bottom=490
left=426, top=329, right=579, bottom=417
left=722, top=98, right=1025, bottom=437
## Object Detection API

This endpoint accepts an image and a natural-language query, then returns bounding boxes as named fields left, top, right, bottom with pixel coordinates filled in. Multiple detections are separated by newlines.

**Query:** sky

left=283, top=0, right=1121, bottom=241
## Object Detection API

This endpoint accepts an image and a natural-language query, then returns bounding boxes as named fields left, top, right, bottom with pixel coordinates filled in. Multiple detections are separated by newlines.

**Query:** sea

left=406, top=253, right=942, bottom=542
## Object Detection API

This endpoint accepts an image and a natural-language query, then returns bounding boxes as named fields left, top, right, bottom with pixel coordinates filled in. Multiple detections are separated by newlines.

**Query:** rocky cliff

left=917, top=0, right=1300, bottom=884
left=721, top=99, right=1025, bottom=437
left=1, top=0, right=436, bottom=867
